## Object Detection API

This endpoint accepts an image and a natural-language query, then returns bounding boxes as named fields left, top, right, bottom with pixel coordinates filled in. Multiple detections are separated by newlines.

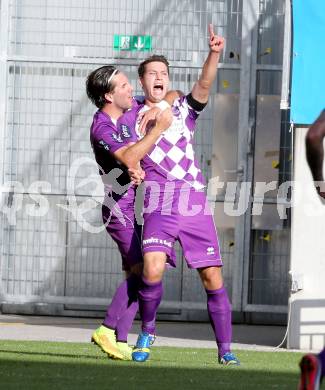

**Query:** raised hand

left=208, top=23, right=225, bottom=54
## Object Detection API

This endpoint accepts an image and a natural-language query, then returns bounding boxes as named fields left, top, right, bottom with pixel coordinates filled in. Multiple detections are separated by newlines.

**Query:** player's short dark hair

left=138, top=55, right=169, bottom=78
left=86, top=66, right=120, bottom=108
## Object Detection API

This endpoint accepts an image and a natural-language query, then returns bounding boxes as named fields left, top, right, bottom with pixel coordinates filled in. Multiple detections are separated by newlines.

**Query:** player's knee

left=143, top=252, right=166, bottom=282
left=143, top=267, right=164, bottom=283
left=198, top=266, right=223, bottom=290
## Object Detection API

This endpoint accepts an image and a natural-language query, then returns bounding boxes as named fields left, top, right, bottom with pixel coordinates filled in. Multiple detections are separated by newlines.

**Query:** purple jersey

left=90, top=99, right=144, bottom=270
left=90, top=99, right=140, bottom=206
left=135, top=96, right=205, bottom=190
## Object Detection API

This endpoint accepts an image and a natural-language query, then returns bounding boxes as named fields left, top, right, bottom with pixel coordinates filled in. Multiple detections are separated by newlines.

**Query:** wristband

left=186, top=93, right=207, bottom=112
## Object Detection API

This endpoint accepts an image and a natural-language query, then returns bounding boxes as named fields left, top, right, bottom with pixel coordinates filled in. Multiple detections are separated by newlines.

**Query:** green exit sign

left=114, top=35, right=152, bottom=51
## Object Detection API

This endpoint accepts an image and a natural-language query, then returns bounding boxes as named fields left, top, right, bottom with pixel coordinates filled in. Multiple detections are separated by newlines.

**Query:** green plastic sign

left=113, top=35, right=152, bottom=51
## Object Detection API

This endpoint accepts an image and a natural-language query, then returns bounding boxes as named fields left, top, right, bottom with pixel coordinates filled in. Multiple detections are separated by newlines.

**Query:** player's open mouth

left=153, top=84, right=163, bottom=90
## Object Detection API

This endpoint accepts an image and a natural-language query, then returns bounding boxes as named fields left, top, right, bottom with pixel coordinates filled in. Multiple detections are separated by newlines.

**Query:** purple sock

left=206, top=286, right=232, bottom=357
left=115, top=300, right=139, bottom=342
left=103, top=274, right=139, bottom=330
left=318, top=347, right=325, bottom=377
left=138, top=276, right=163, bottom=335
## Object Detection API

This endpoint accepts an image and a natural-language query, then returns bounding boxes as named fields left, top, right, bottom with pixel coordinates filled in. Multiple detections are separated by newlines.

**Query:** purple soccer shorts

left=142, top=186, right=222, bottom=269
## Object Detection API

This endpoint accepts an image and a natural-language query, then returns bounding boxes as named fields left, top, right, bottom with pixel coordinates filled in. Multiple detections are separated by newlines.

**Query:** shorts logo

left=143, top=236, right=172, bottom=248
left=99, top=139, right=110, bottom=151
left=121, top=124, right=131, bottom=138
left=112, top=133, right=123, bottom=143
left=207, top=246, right=215, bottom=255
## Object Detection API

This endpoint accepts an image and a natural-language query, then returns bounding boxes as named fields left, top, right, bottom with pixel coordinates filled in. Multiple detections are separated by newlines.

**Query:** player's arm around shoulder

left=191, top=24, right=224, bottom=104
left=110, top=142, right=145, bottom=185
left=165, top=90, right=184, bottom=105
left=120, top=108, right=173, bottom=169
left=137, top=91, right=183, bottom=135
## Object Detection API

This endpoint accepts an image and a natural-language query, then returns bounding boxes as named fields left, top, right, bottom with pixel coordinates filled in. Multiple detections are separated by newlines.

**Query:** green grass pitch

left=0, top=340, right=307, bottom=389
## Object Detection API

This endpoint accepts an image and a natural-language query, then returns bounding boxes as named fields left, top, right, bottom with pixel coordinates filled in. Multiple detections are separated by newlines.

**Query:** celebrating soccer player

left=130, top=24, right=240, bottom=366
left=86, top=65, right=178, bottom=360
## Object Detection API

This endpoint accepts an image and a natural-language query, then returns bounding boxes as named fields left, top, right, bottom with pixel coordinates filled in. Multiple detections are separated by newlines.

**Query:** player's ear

left=138, top=77, right=144, bottom=90
left=104, top=92, right=113, bottom=104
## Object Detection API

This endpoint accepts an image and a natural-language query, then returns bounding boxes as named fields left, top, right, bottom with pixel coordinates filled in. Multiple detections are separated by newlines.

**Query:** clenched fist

left=155, top=107, right=173, bottom=133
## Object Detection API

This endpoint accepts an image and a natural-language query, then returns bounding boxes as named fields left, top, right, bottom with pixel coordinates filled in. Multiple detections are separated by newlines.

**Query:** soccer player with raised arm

left=129, top=24, right=240, bottom=365
left=86, top=65, right=175, bottom=360
left=298, top=110, right=325, bottom=389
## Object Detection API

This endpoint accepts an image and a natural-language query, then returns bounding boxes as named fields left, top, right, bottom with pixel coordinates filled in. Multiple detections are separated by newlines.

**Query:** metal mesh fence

left=8, top=0, right=242, bottom=63
left=248, top=0, right=290, bottom=310
left=0, top=0, right=290, bottom=320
